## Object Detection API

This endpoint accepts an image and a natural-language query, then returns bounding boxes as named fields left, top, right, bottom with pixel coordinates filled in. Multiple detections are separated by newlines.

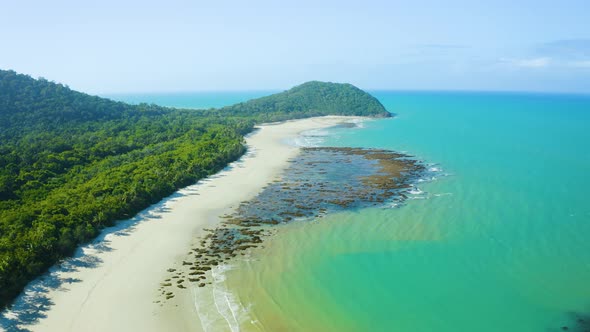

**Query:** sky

left=1, top=0, right=589, bottom=94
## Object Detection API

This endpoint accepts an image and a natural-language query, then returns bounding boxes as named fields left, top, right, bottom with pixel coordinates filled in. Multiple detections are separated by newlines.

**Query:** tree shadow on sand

left=0, top=150, right=255, bottom=331
left=0, top=190, right=190, bottom=331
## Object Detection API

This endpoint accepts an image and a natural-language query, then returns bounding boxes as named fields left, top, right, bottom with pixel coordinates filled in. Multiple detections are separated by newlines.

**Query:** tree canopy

left=218, top=80, right=390, bottom=122
left=0, top=69, right=390, bottom=308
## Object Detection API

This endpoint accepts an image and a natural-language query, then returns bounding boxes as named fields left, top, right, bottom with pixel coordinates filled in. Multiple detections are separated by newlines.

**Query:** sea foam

left=193, top=264, right=253, bottom=332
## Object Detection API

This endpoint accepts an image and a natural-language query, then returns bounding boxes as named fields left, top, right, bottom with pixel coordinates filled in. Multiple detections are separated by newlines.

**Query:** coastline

left=0, top=116, right=362, bottom=332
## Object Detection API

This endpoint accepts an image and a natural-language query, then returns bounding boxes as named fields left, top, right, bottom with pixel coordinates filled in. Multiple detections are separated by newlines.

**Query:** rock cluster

left=158, top=147, right=426, bottom=301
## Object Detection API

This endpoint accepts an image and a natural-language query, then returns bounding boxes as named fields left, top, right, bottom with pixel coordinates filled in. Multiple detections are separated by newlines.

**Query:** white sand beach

left=1, top=116, right=359, bottom=332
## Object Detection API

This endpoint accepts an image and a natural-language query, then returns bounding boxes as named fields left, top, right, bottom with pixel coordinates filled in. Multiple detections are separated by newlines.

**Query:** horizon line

left=100, top=88, right=590, bottom=97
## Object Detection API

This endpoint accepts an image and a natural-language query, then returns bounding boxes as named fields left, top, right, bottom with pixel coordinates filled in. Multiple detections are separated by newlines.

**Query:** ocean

left=108, top=90, right=590, bottom=331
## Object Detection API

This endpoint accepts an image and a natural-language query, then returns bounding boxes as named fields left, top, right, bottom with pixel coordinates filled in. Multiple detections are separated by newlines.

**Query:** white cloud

left=498, top=57, right=552, bottom=68
left=513, top=57, right=551, bottom=68
left=500, top=57, right=552, bottom=68
left=499, top=57, right=590, bottom=70
left=569, top=60, right=590, bottom=68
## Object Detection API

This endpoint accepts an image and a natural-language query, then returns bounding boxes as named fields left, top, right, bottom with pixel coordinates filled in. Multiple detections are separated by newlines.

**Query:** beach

left=218, top=91, right=590, bottom=332
left=2, top=116, right=358, bottom=332
left=4, top=91, right=590, bottom=332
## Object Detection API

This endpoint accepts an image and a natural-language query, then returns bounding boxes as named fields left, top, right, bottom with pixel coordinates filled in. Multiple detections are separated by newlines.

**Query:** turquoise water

left=222, top=91, right=590, bottom=332
left=114, top=90, right=590, bottom=331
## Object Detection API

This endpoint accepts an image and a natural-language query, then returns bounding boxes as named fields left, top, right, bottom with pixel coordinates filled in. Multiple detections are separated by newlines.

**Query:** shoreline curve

left=0, top=116, right=363, bottom=332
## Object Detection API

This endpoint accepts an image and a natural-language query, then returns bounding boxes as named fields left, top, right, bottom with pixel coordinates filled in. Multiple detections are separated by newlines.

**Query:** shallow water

left=224, top=91, right=590, bottom=332
left=114, top=90, right=590, bottom=331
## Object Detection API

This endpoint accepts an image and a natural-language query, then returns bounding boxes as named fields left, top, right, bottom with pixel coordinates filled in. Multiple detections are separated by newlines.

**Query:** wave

left=291, top=118, right=369, bottom=147
left=211, top=264, right=242, bottom=332
left=192, top=264, right=254, bottom=332
left=291, top=135, right=326, bottom=148
left=408, top=186, right=424, bottom=195
left=347, top=118, right=368, bottom=128
left=390, top=163, right=451, bottom=206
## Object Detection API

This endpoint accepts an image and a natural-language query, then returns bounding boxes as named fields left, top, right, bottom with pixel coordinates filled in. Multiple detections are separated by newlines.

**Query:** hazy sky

left=1, top=0, right=589, bottom=93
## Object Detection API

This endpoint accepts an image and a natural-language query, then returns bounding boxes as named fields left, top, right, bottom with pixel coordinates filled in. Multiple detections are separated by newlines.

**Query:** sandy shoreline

left=0, top=116, right=360, bottom=332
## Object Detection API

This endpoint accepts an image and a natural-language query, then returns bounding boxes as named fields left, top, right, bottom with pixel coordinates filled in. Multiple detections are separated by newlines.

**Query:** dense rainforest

left=217, top=80, right=390, bottom=122
left=0, top=69, right=389, bottom=308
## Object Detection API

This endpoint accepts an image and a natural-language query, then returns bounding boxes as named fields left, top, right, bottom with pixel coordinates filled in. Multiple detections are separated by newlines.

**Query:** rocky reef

left=157, top=147, right=426, bottom=300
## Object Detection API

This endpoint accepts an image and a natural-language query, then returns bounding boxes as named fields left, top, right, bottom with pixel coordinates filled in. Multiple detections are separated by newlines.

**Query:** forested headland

left=0, top=69, right=389, bottom=308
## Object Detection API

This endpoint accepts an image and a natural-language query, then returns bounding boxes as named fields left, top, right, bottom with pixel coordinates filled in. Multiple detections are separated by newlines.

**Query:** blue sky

left=1, top=0, right=589, bottom=93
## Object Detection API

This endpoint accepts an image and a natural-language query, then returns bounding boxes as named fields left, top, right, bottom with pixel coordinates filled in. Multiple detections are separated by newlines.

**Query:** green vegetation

left=217, top=81, right=390, bottom=121
left=0, top=69, right=389, bottom=308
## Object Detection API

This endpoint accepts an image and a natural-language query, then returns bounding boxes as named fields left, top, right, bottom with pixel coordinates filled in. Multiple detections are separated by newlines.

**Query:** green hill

left=219, top=80, right=390, bottom=121
left=0, top=69, right=390, bottom=308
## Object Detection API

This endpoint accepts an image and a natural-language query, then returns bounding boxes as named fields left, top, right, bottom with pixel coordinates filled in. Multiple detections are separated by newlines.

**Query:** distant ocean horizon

left=104, top=89, right=590, bottom=111
left=112, top=90, right=590, bottom=331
